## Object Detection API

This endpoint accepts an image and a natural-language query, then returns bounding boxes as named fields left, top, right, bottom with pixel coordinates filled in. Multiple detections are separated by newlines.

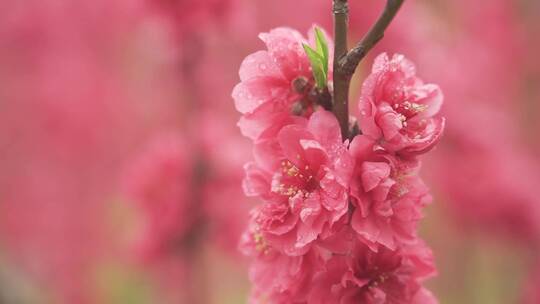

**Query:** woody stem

left=332, top=0, right=405, bottom=140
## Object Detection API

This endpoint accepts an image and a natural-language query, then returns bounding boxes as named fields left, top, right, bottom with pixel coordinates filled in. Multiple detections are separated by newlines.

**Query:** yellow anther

left=253, top=232, right=268, bottom=252
left=286, top=165, right=299, bottom=177
left=410, top=102, right=428, bottom=112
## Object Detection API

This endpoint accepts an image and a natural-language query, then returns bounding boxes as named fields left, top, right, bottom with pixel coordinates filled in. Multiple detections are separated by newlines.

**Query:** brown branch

left=332, top=0, right=405, bottom=140
left=339, top=0, right=404, bottom=75
left=310, top=87, right=333, bottom=111
left=332, top=0, right=350, bottom=139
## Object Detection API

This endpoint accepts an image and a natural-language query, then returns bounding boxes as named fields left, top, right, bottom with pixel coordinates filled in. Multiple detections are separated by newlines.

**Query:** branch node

left=338, top=0, right=404, bottom=76
left=332, top=0, right=349, bottom=15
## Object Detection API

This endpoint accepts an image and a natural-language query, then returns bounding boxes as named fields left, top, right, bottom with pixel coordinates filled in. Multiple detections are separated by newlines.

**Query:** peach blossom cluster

left=234, top=27, right=444, bottom=303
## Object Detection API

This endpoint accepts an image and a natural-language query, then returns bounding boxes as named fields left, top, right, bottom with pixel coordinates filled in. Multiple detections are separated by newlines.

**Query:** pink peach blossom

left=308, top=241, right=437, bottom=304
left=239, top=219, right=320, bottom=304
left=236, top=27, right=442, bottom=304
left=242, top=110, right=353, bottom=255
left=233, top=26, right=332, bottom=140
left=358, top=53, right=445, bottom=156
left=349, top=135, right=431, bottom=251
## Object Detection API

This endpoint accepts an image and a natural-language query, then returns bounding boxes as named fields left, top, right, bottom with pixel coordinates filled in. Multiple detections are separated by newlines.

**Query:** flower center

left=392, top=101, right=428, bottom=126
left=253, top=232, right=269, bottom=254
left=272, top=160, right=318, bottom=197
left=366, top=272, right=390, bottom=289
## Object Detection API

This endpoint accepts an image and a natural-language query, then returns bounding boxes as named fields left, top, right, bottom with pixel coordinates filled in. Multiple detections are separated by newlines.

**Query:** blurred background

left=0, top=0, right=539, bottom=303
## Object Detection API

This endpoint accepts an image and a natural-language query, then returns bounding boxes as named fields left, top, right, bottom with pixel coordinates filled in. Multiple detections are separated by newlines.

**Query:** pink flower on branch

left=239, top=219, right=320, bottom=304
left=309, top=241, right=437, bottom=304
left=235, top=20, right=443, bottom=302
left=349, top=135, right=431, bottom=251
left=241, top=223, right=437, bottom=304
left=242, top=110, right=353, bottom=255
left=233, top=26, right=332, bottom=140
left=358, top=53, right=445, bottom=156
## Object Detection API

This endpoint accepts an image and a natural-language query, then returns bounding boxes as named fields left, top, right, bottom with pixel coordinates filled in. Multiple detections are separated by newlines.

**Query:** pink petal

left=371, top=178, right=395, bottom=202
left=357, top=98, right=382, bottom=139
left=319, top=170, right=343, bottom=200
left=232, top=78, right=275, bottom=114
left=351, top=209, right=380, bottom=242
left=376, top=222, right=396, bottom=250
left=295, top=220, right=320, bottom=248
left=372, top=53, right=390, bottom=74
left=300, top=139, right=328, bottom=167
left=361, top=162, right=391, bottom=192
left=401, top=117, right=445, bottom=155
left=377, top=110, right=403, bottom=140
left=411, top=84, right=443, bottom=119
left=349, top=135, right=375, bottom=160
left=392, top=53, right=416, bottom=78
left=373, top=200, right=393, bottom=217
left=299, top=194, right=322, bottom=222
left=259, top=27, right=309, bottom=80
left=242, top=162, right=270, bottom=197
left=412, top=288, right=438, bottom=304
left=253, top=139, right=283, bottom=172
left=277, top=124, right=313, bottom=167
left=238, top=101, right=302, bottom=140
left=239, top=50, right=282, bottom=81
left=307, top=110, right=342, bottom=147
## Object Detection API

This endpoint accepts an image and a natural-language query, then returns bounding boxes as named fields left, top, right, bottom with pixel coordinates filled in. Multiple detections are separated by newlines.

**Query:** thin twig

left=332, top=0, right=350, bottom=139
left=332, top=0, right=405, bottom=140
left=339, top=0, right=405, bottom=75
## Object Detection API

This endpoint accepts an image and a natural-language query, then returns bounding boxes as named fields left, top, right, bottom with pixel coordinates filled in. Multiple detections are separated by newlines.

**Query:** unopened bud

left=291, top=101, right=304, bottom=115
left=292, top=76, right=309, bottom=94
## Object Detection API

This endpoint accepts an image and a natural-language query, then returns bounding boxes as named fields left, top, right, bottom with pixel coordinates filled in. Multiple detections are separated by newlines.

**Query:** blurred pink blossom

left=123, top=134, right=192, bottom=261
